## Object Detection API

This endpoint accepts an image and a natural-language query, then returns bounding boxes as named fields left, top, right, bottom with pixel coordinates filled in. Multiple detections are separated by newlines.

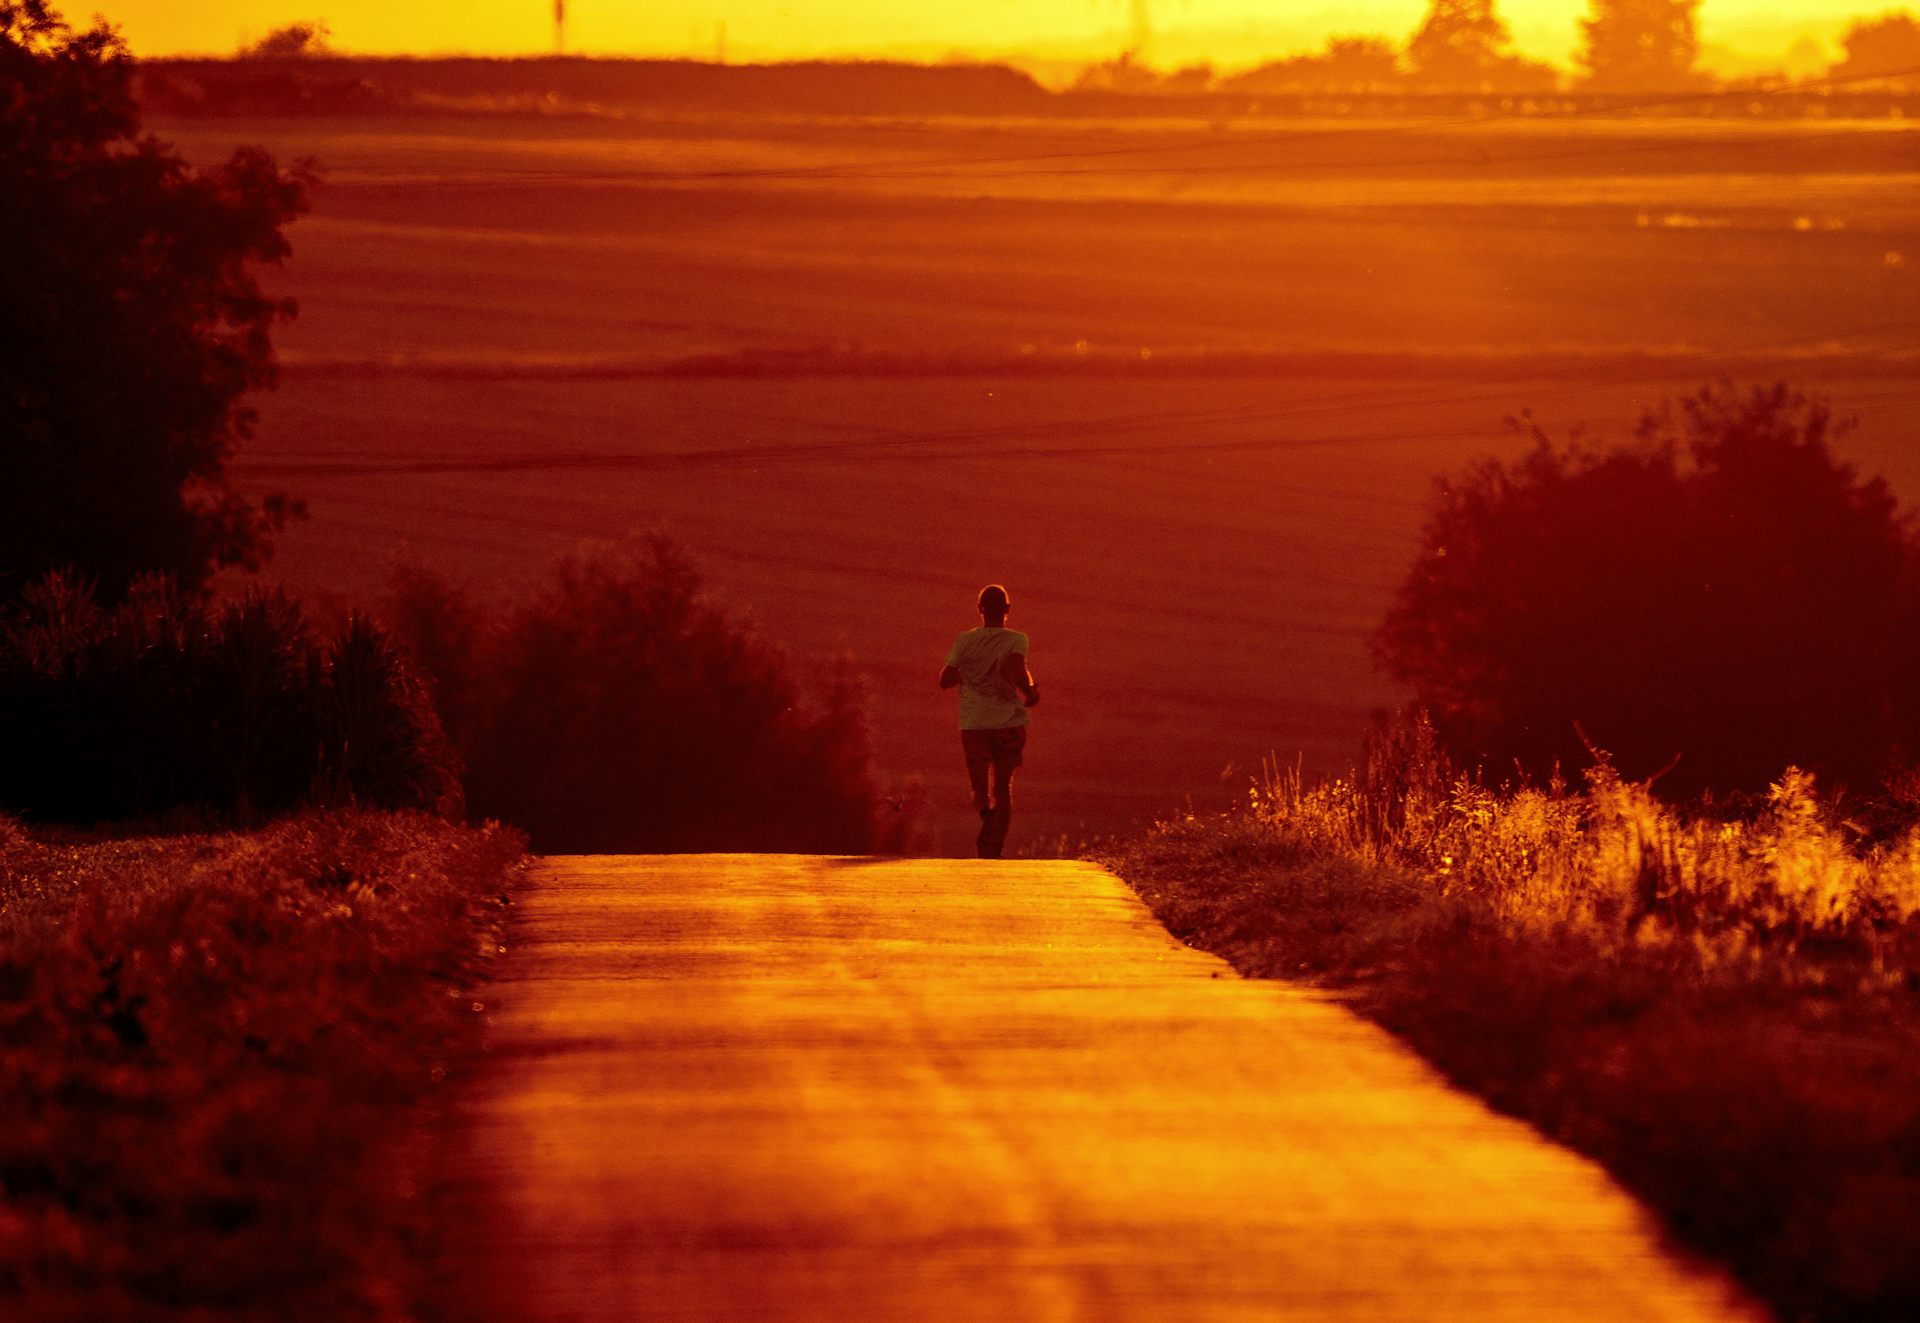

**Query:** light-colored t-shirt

left=945, top=627, right=1030, bottom=731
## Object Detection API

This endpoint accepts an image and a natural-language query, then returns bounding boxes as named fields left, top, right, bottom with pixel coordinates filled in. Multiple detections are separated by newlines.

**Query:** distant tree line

left=124, top=11, right=1920, bottom=119
left=1146, top=1, right=1920, bottom=97
left=1221, top=0, right=1695, bottom=94
left=218, top=6, right=1920, bottom=98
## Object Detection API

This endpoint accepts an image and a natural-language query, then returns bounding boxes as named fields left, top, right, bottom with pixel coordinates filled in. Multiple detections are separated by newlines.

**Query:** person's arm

left=1001, top=650, right=1038, bottom=706
left=939, top=665, right=961, bottom=689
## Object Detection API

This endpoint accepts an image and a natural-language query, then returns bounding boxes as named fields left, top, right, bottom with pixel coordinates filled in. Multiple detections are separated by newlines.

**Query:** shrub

left=387, top=537, right=902, bottom=854
left=0, top=810, right=524, bottom=1318
left=0, top=573, right=459, bottom=824
left=313, top=614, right=462, bottom=816
left=1374, top=384, right=1920, bottom=796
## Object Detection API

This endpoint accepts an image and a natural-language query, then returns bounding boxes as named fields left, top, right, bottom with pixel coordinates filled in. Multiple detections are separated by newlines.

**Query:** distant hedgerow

left=0, top=572, right=460, bottom=824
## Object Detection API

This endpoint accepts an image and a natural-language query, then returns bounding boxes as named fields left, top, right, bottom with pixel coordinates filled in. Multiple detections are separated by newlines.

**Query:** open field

left=162, top=111, right=1920, bottom=851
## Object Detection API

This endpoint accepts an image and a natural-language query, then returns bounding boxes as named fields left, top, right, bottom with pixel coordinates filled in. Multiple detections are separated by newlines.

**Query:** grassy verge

left=1095, top=736, right=1920, bottom=1323
left=0, top=810, right=525, bottom=1321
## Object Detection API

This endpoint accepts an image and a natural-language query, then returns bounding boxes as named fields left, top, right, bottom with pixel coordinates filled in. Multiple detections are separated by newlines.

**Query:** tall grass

left=1240, top=716, right=1920, bottom=979
left=1098, top=717, right=1920, bottom=1321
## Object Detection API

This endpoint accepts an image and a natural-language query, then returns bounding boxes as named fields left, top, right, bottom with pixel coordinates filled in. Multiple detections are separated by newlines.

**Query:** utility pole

left=716, top=20, right=728, bottom=64
left=554, top=0, right=566, bottom=55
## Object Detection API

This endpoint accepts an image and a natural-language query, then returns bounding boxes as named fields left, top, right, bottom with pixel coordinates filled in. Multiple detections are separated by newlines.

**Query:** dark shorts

left=961, top=725, right=1027, bottom=769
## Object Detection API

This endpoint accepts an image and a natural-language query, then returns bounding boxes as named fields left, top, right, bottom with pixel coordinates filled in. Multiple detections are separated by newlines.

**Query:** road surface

left=432, top=855, right=1760, bottom=1322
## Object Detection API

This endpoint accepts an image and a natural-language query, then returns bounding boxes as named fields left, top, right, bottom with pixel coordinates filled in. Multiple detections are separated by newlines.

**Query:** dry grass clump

left=0, top=810, right=524, bottom=1321
left=1097, top=719, right=1920, bottom=1322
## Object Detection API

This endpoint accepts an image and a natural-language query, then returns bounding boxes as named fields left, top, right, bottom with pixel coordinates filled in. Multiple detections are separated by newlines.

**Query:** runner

left=939, top=584, right=1038, bottom=858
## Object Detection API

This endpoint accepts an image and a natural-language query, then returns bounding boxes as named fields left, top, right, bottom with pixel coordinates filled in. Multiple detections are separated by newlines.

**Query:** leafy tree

left=1405, top=0, right=1555, bottom=91
left=1833, top=11, right=1920, bottom=86
left=1, top=0, right=309, bottom=605
left=1374, top=385, right=1920, bottom=795
left=1578, top=0, right=1702, bottom=92
left=387, top=537, right=908, bottom=854
left=1407, top=0, right=1507, bottom=77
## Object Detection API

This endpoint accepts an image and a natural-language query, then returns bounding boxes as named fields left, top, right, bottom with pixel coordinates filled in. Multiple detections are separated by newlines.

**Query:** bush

left=0, top=573, right=459, bottom=825
left=1374, top=384, right=1920, bottom=796
left=388, top=537, right=907, bottom=854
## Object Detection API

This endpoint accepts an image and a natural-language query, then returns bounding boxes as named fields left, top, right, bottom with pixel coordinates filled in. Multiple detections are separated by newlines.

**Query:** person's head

left=977, top=583, right=1010, bottom=626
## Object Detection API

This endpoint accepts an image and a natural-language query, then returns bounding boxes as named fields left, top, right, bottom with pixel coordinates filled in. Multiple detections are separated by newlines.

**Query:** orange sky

left=91, top=0, right=1852, bottom=76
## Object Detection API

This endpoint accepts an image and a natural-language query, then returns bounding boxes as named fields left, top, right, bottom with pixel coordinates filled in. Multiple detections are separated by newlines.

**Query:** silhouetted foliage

left=1374, top=385, right=1920, bottom=795
left=1578, top=0, right=1702, bottom=92
left=386, top=538, right=911, bottom=854
left=240, top=20, right=332, bottom=60
left=384, top=562, right=486, bottom=754
left=1, top=0, right=309, bottom=605
left=0, top=573, right=459, bottom=824
left=1224, top=37, right=1404, bottom=95
left=1067, top=53, right=1216, bottom=96
left=1404, top=0, right=1555, bottom=92
left=138, top=56, right=1051, bottom=120
left=1834, top=11, right=1920, bottom=87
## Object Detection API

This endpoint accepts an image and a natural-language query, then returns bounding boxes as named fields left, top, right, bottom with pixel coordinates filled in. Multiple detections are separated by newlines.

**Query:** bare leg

left=967, top=758, right=994, bottom=857
left=983, top=761, right=1016, bottom=858
left=965, top=758, right=992, bottom=813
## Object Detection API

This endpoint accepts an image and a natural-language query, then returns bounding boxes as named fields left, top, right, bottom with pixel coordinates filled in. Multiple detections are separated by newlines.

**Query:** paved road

left=432, top=856, right=1760, bottom=1322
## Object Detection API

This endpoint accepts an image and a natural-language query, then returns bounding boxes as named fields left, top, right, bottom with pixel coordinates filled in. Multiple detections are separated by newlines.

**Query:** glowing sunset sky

left=95, top=0, right=1852, bottom=75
